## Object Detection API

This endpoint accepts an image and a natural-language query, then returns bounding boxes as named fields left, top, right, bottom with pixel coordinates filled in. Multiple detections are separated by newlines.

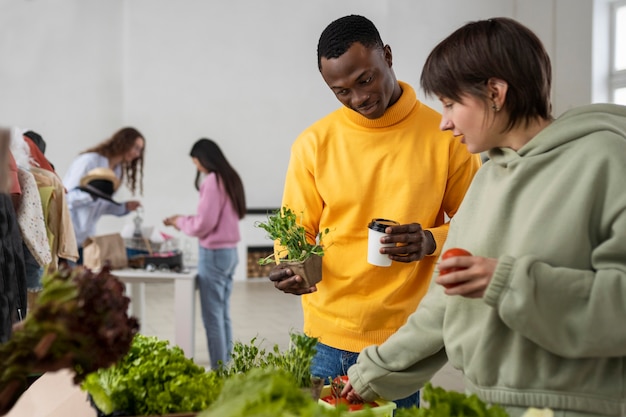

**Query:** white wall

left=0, top=0, right=124, bottom=151
left=0, top=0, right=605, bottom=274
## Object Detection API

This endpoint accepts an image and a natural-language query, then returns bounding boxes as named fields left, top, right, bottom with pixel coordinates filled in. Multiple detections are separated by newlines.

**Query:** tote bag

left=82, top=233, right=128, bottom=270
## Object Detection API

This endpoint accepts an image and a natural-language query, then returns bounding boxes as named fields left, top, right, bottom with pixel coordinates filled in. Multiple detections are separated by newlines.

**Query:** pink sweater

left=176, top=173, right=240, bottom=249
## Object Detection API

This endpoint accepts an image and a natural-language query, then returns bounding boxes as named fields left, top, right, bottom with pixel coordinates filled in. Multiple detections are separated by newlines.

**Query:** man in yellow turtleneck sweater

left=269, top=14, right=481, bottom=409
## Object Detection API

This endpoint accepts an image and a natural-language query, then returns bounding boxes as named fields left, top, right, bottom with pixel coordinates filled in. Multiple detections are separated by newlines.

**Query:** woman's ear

left=487, top=78, right=508, bottom=111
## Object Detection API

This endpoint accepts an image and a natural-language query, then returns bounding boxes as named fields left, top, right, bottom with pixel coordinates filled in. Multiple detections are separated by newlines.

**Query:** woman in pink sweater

left=163, top=138, right=246, bottom=369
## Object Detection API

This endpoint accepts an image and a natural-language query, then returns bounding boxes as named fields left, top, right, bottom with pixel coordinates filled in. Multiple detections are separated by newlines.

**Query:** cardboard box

left=6, top=370, right=96, bottom=417
left=5, top=370, right=199, bottom=417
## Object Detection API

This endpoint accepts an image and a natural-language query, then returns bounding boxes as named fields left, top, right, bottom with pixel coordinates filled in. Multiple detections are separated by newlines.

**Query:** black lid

left=368, top=218, right=399, bottom=232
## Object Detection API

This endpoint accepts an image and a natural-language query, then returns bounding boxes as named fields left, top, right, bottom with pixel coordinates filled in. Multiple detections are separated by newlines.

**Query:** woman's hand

left=163, top=215, right=180, bottom=230
left=436, top=255, right=498, bottom=298
left=341, top=380, right=364, bottom=403
left=125, top=200, right=142, bottom=211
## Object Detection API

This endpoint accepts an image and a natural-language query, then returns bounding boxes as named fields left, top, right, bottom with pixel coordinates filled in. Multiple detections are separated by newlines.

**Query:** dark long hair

left=83, top=126, right=145, bottom=195
left=190, top=138, right=246, bottom=219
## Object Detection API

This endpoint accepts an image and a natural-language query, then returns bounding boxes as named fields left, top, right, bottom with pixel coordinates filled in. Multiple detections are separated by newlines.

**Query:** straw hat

left=78, top=167, right=122, bottom=205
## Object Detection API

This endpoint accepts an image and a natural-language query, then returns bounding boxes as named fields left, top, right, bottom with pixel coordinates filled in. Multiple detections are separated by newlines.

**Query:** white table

left=112, top=268, right=197, bottom=358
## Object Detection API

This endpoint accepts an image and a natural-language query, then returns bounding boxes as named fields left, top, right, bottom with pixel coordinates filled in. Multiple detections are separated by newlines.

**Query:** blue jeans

left=197, top=246, right=237, bottom=370
left=23, top=243, right=43, bottom=291
left=61, top=247, right=82, bottom=268
left=311, top=342, right=420, bottom=410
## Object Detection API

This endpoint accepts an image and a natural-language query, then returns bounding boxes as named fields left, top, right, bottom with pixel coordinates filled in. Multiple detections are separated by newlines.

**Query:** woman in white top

left=63, top=127, right=145, bottom=263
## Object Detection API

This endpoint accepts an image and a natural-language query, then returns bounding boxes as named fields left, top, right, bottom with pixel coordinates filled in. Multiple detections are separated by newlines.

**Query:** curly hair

left=317, top=14, right=384, bottom=71
left=83, top=127, right=145, bottom=195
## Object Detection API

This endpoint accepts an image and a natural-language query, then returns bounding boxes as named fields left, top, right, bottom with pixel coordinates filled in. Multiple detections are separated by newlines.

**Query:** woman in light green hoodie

left=343, top=17, right=626, bottom=417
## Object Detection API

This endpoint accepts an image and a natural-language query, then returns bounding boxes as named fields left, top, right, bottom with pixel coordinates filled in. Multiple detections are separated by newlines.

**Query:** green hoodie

left=348, top=104, right=626, bottom=416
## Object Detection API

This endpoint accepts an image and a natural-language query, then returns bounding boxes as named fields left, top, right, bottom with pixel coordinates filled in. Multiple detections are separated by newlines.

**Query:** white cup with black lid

left=367, top=218, right=399, bottom=267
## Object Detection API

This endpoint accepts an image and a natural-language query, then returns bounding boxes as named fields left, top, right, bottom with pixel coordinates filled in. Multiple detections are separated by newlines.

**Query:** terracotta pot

left=282, top=254, right=323, bottom=287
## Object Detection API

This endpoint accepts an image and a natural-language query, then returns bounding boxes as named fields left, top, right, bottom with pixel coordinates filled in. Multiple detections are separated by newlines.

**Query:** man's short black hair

left=317, top=15, right=384, bottom=70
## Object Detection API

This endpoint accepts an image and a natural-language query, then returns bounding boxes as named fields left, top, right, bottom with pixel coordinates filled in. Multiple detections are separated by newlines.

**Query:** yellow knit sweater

left=281, top=82, right=481, bottom=351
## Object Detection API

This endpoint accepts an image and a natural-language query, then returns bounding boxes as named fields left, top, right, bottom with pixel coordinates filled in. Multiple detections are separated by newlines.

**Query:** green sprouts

left=255, top=207, right=330, bottom=265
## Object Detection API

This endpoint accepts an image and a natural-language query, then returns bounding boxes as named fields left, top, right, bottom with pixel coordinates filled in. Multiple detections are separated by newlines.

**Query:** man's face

left=320, top=42, right=398, bottom=120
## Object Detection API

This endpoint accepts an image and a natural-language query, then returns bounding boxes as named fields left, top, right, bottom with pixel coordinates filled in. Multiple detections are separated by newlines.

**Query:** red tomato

left=321, top=396, right=349, bottom=406
left=333, top=375, right=349, bottom=386
left=348, top=403, right=365, bottom=411
left=442, top=248, right=472, bottom=259
left=323, top=375, right=381, bottom=411
left=440, top=248, right=472, bottom=288
left=321, top=396, right=379, bottom=411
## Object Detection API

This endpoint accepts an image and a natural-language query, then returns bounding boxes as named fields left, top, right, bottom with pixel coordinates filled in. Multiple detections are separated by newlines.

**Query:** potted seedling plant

left=255, top=207, right=331, bottom=287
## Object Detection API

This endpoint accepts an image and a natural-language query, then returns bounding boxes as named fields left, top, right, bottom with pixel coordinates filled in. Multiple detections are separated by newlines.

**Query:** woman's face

left=124, top=137, right=144, bottom=162
left=438, top=94, right=501, bottom=154
left=192, top=157, right=208, bottom=174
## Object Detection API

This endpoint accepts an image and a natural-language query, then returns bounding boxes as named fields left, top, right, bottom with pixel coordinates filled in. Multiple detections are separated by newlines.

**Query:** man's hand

left=268, top=264, right=317, bottom=295
left=380, top=223, right=435, bottom=263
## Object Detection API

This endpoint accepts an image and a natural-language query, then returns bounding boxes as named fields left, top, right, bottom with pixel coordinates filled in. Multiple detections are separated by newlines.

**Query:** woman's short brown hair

left=420, top=17, right=553, bottom=131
